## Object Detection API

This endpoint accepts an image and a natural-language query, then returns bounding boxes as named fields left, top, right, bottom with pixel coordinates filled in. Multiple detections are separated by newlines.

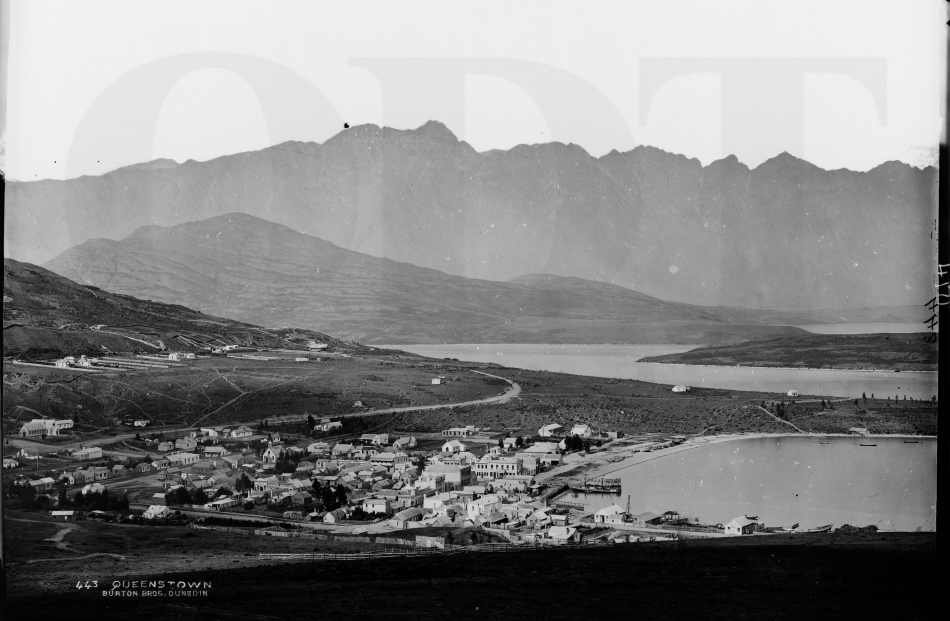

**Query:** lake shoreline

left=385, top=342, right=939, bottom=400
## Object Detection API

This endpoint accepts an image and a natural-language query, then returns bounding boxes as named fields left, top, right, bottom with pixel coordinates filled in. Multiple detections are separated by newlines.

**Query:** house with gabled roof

left=323, top=508, right=348, bottom=524
left=19, top=421, right=50, bottom=437
left=175, top=437, right=198, bottom=450
left=291, top=491, right=313, bottom=506
left=229, top=426, right=253, bottom=438
left=547, top=526, right=580, bottom=543
left=441, top=439, right=467, bottom=454
left=725, top=516, right=758, bottom=536
left=594, top=504, right=627, bottom=525
left=331, top=443, right=356, bottom=458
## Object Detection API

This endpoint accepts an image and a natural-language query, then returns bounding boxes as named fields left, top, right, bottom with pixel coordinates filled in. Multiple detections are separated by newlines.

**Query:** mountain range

left=4, top=121, right=937, bottom=311
left=43, top=212, right=916, bottom=345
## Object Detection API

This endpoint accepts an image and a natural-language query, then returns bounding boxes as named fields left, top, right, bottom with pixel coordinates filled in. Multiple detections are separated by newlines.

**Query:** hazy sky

left=1, top=0, right=945, bottom=181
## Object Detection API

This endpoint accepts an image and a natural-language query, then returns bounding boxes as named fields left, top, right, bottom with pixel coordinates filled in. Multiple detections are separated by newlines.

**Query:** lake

left=384, top=344, right=938, bottom=400
left=794, top=323, right=935, bottom=334
left=567, top=436, right=936, bottom=532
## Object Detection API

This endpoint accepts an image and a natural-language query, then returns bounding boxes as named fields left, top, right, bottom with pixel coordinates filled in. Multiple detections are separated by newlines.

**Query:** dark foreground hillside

left=4, top=532, right=937, bottom=621
left=640, top=333, right=938, bottom=372
left=3, top=258, right=351, bottom=358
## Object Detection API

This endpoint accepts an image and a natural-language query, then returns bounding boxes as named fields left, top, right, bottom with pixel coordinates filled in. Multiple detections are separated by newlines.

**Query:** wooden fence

left=189, top=524, right=250, bottom=536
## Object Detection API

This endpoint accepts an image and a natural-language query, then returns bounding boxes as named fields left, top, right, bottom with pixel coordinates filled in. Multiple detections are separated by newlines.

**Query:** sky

left=1, top=0, right=946, bottom=181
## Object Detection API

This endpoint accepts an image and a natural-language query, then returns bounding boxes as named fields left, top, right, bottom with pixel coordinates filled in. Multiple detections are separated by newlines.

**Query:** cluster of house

left=536, top=422, right=623, bottom=440
left=146, top=425, right=255, bottom=452
left=129, top=431, right=593, bottom=544
left=17, top=418, right=74, bottom=438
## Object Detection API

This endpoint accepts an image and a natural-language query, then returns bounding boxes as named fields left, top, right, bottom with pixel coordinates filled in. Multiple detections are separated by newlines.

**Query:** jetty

left=571, top=476, right=622, bottom=495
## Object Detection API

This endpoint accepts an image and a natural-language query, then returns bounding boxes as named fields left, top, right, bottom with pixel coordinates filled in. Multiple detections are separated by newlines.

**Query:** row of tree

left=4, top=482, right=130, bottom=513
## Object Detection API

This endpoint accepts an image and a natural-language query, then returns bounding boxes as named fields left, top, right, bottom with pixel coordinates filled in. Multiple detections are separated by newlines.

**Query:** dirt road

left=259, top=370, right=521, bottom=424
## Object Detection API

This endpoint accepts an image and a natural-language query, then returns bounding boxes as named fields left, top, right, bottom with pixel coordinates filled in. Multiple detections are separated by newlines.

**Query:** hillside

left=2, top=258, right=348, bottom=358
left=41, top=213, right=826, bottom=345
left=639, top=333, right=938, bottom=372
left=5, top=121, right=937, bottom=311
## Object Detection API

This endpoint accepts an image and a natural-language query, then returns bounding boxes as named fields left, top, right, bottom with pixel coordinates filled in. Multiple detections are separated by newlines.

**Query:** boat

left=805, top=524, right=833, bottom=533
left=777, top=523, right=800, bottom=532
left=903, top=440, right=921, bottom=444
left=819, top=441, right=831, bottom=444
left=744, top=514, right=758, bottom=521
left=860, top=443, right=877, bottom=447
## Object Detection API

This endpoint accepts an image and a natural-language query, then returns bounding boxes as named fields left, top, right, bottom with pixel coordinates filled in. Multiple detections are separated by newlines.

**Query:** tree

left=173, top=487, right=191, bottom=505
left=334, top=484, right=348, bottom=506
left=862, top=392, right=867, bottom=403
left=193, top=488, right=209, bottom=505
left=498, top=437, right=504, bottom=449
left=583, top=440, right=591, bottom=453
left=135, top=433, right=141, bottom=441
left=515, top=436, right=524, bottom=448
left=306, top=414, right=316, bottom=431
left=820, top=400, right=826, bottom=409
left=235, top=473, right=253, bottom=492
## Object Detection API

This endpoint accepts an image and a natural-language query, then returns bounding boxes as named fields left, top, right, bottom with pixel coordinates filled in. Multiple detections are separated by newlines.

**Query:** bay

left=570, top=436, right=936, bottom=532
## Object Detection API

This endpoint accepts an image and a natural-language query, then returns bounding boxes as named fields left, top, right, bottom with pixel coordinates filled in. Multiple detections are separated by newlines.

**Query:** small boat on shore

left=806, top=524, right=833, bottom=533
left=903, top=440, right=921, bottom=444
left=860, top=443, right=877, bottom=447
left=818, top=441, right=831, bottom=444
left=777, top=523, right=800, bottom=532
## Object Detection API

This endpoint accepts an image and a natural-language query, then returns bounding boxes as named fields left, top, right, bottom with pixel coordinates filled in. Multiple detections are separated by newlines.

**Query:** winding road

left=254, top=370, right=521, bottom=425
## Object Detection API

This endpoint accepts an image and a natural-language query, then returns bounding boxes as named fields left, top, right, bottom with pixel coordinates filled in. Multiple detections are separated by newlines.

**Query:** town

left=4, top=412, right=784, bottom=550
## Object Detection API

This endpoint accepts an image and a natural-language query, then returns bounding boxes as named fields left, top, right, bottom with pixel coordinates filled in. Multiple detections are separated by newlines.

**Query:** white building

left=442, top=439, right=467, bottom=454
left=724, top=516, right=758, bottom=536
left=786, top=389, right=800, bottom=397
left=26, top=418, right=73, bottom=436
left=593, top=504, right=627, bottom=525
left=441, top=427, right=476, bottom=437
left=229, top=426, right=253, bottom=438
left=538, top=423, right=563, bottom=437
left=569, top=423, right=593, bottom=438
left=18, top=422, right=48, bottom=437
left=672, top=385, right=690, bottom=393
left=472, top=456, right=523, bottom=480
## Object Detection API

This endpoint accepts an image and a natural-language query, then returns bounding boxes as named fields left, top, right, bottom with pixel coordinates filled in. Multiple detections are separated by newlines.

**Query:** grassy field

left=4, top=349, right=938, bottom=454
left=4, top=522, right=937, bottom=620
left=2, top=352, right=506, bottom=434
left=639, top=333, right=938, bottom=371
